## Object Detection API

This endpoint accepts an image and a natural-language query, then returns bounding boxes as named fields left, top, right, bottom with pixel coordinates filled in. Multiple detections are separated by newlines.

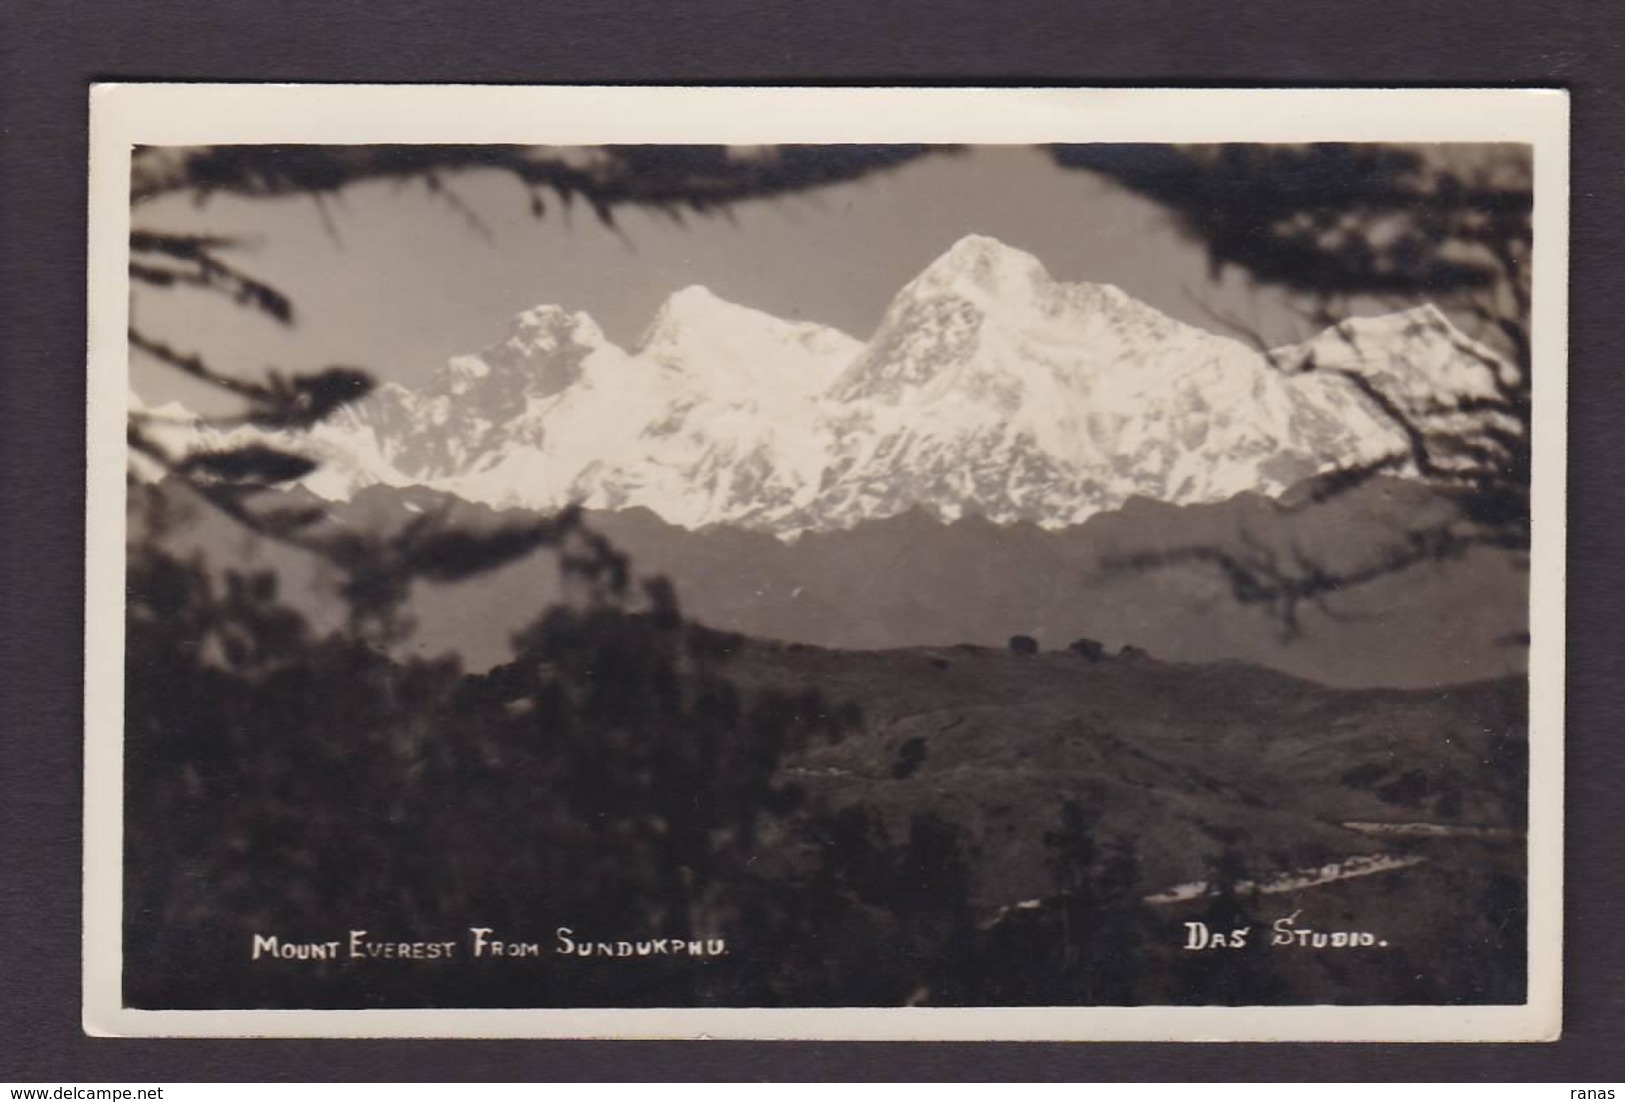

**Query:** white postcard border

left=84, top=84, right=1569, bottom=1041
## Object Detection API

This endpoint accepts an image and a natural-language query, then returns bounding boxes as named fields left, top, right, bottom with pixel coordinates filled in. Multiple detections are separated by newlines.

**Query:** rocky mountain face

left=134, top=235, right=1510, bottom=538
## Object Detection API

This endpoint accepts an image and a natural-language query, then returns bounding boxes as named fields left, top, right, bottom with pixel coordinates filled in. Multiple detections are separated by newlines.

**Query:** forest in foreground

left=123, top=485, right=1527, bottom=1010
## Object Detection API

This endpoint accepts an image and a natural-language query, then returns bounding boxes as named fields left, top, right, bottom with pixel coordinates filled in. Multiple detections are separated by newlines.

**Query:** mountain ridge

left=134, top=235, right=1511, bottom=538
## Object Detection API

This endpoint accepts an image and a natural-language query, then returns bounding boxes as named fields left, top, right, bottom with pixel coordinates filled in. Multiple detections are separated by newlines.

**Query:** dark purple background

left=3, top=0, right=1621, bottom=1081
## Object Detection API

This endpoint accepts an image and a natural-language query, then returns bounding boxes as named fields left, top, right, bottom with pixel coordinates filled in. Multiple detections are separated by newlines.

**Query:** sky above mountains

left=130, top=145, right=1408, bottom=413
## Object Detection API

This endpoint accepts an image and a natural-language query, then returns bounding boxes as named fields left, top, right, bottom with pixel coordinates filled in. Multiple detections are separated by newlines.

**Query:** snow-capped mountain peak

left=910, top=234, right=1054, bottom=301
left=135, top=236, right=1512, bottom=537
left=638, top=284, right=734, bottom=346
left=637, top=285, right=862, bottom=396
left=831, top=237, right=1190, bottom=406
left=1268, top=302, right=1515, bottom=404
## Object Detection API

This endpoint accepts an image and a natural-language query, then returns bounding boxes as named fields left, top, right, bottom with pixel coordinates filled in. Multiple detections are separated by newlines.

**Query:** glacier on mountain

left=133, top=235, right=1514, bottom=538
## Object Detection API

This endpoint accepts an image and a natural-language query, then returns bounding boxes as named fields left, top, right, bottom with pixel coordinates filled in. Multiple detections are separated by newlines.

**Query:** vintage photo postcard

left=84, top=86, right=1567, bottom=1040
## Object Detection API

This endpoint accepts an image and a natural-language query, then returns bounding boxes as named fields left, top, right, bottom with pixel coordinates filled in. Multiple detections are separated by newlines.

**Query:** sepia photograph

left=83, top=86, right=1567, bottom=1040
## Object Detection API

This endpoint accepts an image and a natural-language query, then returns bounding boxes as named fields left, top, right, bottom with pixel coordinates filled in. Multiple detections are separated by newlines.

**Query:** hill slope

left=730, top=637, right=1526, bottom=910
left=136, top=472, right=1526, bottom=689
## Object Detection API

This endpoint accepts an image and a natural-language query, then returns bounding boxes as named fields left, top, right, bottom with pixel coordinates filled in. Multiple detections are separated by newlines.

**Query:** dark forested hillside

left=139, top=473, right=1527, bottom=690
left=124, top=500, right=1526, bottom=1009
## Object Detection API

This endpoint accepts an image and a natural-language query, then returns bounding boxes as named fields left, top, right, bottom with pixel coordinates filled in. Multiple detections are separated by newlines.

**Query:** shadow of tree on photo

left=127, top=480, right=896, bottom=1007
left=1051, top=144, right=1534, bottom=638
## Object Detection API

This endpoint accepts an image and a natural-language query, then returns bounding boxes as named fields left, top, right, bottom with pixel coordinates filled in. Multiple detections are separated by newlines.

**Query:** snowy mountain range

left=132, top=235, right=1510, bottom=538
